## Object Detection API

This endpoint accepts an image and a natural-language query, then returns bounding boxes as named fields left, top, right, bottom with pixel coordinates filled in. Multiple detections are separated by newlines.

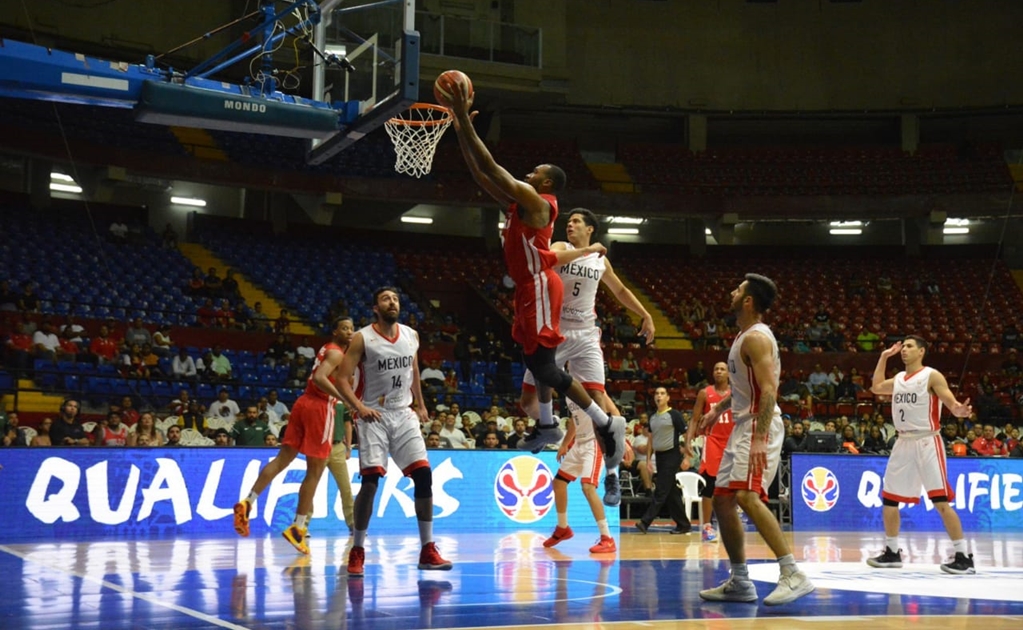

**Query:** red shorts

left=513, top=269, right=564, bottom=354
left=699, top=435, right=729, bottom=477
left=282, top=393, right=335, bottom=460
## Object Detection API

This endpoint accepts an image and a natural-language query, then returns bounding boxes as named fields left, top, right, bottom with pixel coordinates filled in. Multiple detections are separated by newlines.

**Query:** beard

left=378, top=309, right=399, bottom=324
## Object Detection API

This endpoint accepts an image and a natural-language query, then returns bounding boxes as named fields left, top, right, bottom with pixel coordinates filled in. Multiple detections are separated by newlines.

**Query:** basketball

left=433, top=70, right=473, bottom=108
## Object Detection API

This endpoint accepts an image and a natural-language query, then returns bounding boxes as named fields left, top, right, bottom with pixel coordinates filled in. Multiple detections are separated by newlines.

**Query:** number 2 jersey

left=354, top=323, right=418, bottom=413
left=892, top=367, right=941, bottom=433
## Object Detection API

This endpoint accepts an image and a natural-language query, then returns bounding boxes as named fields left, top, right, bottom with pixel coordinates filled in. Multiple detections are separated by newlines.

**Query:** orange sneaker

left=282, top=524, right=310, bottom=555
left=418, top=542, right=453, bottom=570
left=543, top=525, right=574, bottom=548
left=347, top=545, right=365, bottom=577
left=589, top=535, right=617, bottom=554
left=233, top=500, right=251, bottom=537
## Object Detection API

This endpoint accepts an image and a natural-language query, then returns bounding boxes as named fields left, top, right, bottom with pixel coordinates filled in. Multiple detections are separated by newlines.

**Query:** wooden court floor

left=1, top=526, right=1021, bottom=629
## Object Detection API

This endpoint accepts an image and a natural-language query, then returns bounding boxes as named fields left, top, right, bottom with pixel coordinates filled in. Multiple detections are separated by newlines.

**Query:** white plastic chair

left=21, top=426, right=37, bottom=444
left=675, top=471, right=705, bottom=525
left=81, top=421, right=96, bottom=434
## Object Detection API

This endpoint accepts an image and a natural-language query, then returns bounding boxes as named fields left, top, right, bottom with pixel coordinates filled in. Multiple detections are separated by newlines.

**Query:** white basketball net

left=384, top=104, right=453, bottom=178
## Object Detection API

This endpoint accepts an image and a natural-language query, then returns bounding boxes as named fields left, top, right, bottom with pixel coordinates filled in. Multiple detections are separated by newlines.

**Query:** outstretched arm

left=870, top=342, right=901, bottom=396
left=601, top=258, right=654, bottom=345
left=447, top=81, right=551, bottom=225
left=929, top=370, right=972, bottom=418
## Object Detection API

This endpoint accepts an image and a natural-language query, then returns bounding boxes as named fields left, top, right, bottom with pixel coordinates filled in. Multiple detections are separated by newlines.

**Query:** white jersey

left=355, top=323, right=418, bottom=412
left=567, top=402, right=596, bottom=444
left=556, top=244, right=605, bottom=330
left=892, top=367, right=941, bottom=433
left=727, top=322, right=781, bottom=424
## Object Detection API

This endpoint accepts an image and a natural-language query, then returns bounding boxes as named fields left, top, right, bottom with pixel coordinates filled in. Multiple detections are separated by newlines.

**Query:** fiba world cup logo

left=495, top=456, right=554, bottom=523
left=801, top=466, right=840, bottom=512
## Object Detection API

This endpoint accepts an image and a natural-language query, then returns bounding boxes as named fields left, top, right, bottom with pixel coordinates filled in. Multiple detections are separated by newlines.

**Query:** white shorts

left=882, top=431, right=953, bottom=504
left=558, top=437, right=604, bottom=485
left=522, top=326, right=605, bottom=391
left=715, top=414, right=784, bottom=501
left=356, top=408, right=429, bottom=476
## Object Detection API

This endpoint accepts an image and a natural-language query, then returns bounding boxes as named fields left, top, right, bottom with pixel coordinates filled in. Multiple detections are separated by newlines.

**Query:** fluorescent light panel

left=608, top=216, right=644, bottom=225
left=498, top=221, right=506, bottom=229
left=705, top=228, right=712, bottom=235
left=401, top=216, right=433, bottom=224
left=829, top=228, right=862, bottom=235
left=943, top=227, right=969, bottom=235
left=829, top=220, right=862, bottom=227
left=51, top=172, right=75, bottom=183
left=49, top=183, right=82, bottom=193
left=945, top=218, right=970, bottom=227
left=170, top=196, right=207, bottom=207
left=607, top=228, right=639, bottom=235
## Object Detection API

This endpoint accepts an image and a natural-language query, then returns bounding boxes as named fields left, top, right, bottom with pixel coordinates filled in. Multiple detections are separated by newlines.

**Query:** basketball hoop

left=384, top=103, right=453, bottom=178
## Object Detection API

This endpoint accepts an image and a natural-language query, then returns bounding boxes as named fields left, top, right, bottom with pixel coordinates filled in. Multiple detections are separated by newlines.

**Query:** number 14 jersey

left=355, top=323, right=418, bottom=412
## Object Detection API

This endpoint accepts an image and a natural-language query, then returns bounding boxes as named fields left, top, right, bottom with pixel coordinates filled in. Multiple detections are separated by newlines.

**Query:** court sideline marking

left=0, top=544, right=250, bottom=630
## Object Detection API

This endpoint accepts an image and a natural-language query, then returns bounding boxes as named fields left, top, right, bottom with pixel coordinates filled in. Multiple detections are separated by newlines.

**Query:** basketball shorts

left=882, top=430, right=954, bottom=503
left=513, top=270, right=565, bottom=355
left=715, top=414, right=784, bottom=502
left=282, top=394, right=335, bottom=460
left=699, top=434, right=729, bottom=478
left=700, top=471, right=716, bottom=499
left=522, top=326, right=605, bottom=392
left=558, top=437, right=604, bottom=486
left=356, top=407, right=429, bottom=477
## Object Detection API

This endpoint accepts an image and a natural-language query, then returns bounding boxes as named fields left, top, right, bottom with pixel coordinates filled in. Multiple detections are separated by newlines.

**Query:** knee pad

left=882, top=497, right=899, bottom=507
left=524, top=351, right=573, bottom=396
left=410, top=466, right=432, bottom=499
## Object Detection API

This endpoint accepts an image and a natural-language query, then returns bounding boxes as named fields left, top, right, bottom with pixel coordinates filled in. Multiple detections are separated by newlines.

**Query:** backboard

left=307, top=0, right=420, bottom=165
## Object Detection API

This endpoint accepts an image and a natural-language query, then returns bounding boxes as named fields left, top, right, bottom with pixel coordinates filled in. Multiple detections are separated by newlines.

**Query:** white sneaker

left=763, top=570, right=815, bottom=606
left=699, top=577, right=758, bottom=603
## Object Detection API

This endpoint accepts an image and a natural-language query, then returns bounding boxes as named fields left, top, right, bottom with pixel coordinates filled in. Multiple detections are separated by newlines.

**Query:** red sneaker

left=543, top=525, right=574, bottom=548
left=418, top=542, right=453, bottom=570
left=589, top=535, right=617, bottom=554
left=233, top=500, right=251, bottom=537
left=347, top=546, right=365, bottom=577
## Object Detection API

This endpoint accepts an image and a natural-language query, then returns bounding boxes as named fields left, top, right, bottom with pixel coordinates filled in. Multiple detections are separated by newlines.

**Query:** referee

left=636, top=387, right=691, bottom=534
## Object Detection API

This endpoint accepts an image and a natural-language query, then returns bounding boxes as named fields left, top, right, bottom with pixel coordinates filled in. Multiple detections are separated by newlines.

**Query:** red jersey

left=90, top=336, right=119, bottom=361
left=700, top=384, right=734, bottom=476
left=303, top=342, right=342, bottom=400
left=502, top=194, right=564, bottom=353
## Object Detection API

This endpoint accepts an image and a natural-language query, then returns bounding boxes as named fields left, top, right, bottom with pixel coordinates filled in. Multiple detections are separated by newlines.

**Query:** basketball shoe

left=702, top=523, right=718, bottom=543
left=699, top=577, right=758, bottom=603
left=866, top=547, right=903, bottom=569
left=763, top=570, right=815, bottom=606
left=418, top=542, right=453, bottom=571
left=589, top=535, right=617, bottom=554
left=543, top=526, right=574, bottom=548
left=521, top=425, right=564, bottom=453
left=602, top=473, right=621, bottom=507
left=347, top=546, right=365, bottom=578
left=597, top=416, right=627, bottom=471
left=940, top=552, right=976, bottom=575
left=282, top=524, right=310, bottom=555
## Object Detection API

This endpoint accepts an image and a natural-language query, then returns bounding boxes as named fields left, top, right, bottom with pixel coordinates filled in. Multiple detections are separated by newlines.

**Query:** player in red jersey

left=233, top=316, right=355, bottom=555
left=686, top=361, right=734, bottom=543
left=446, top=79, right=626, bottom=466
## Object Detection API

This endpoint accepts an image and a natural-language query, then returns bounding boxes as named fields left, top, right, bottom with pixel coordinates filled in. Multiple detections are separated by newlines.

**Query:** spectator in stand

left=2, top=412, right=27, bottom=447
left=231, top=406, right=270, bottom=446
left=972, top=425, right=1008, bottom=456
left=439, top=413, right=471, bottom=449
left=172, top=347, right=198, bottom=382
left=823, top=420, right=837, bottom=433
left=0, top=280, right=17, bottom=311
left=616, top=318, right=639, bottom=344
left=444, top=369, right=460, bottom=393
left=203, top=267, right=223, bottom=298
left=256, top=397, right=280, bottom=425
left=483, top=418, right=508, bottom=448
left=140, top=343, right=162, bottom=377
left=835, top=374, right=859, bottom=402
left=687, top=361, right=708, bottom=389
left=222, top=269, right=240, bottom=297
left=30, top=417, right=53, bottom=446
left=288, top=354, right=311, bottom=388
left=621, top=351, right=640, bottom=379
left=49, top=399, right=89, bottom=446
left=166, top=425, right=183, bottom=446
left=250, top=301, right=271, bottom=332
left=421, top=360, right=446, bottom=392
left=1002, top=348, right=1021, bottom=376
left=295, top=337, right=316, bottom=361
left=425, top=432, right=443, bottom=448
left=178, top=400, right=208, bottom=435
left=655, top=360, right=678, bottom=388
left=129, top=412, right=165, bottom=446
left=211, top=428, right=230, bottom=446
left=88, top=325, right=116, bottom=365
left=264, top=432, right=278, bottom=447
left=862, top=426, right=888, bottom=454
left=161, top=223, right=177, bottom=249
left=151, top=324, right=173, bottom=356
left=606, top=349, right=624, bottom=380
left=60, top=315, right=85, bottom=343
left=274, top=309, right=291, bottom=334
left=94, top=411, right=129, bottom=446
left=942, top=423, right=967, bottom=455
left=214, top=299, right=235, bottom=329
left=782, top=421, right=808, bottom=458
left=807, top=363, right=834, bottom=401
left=123, top=317, right=152, bottom=350
left=839, top=425, right=861, bottom=454
left=188, top=268, right=206, bottom=296
left=479, top=431, right=501, bottom=449
left=208, top=388, right=241, bottom=421
left=57, top=327, right=81, bottom=362
left=1002, top=324, right=1020, bottom=351
left=857, top=326, right=881, bottom=352
left=4, top=321, right=33, bottom=376
left=849, top=367, right=866, bottom=389
left=264, top=333, right=293, bottom=367
left=31, top=319, right=61, bottom=361
left=16, top=282, right=39, bottom=313
left=266, top=389, right=290, bottom=421
left=639, top=350, right=660, bottom=383
left=118, top=396, right=140, bottom=427
left=507, top=417, right=529, bottom=449
left=207, top=345, right=233, bottom=382
left=121, top=344, right=149, bottom=379
left=197, top=299, right=217, bottom=328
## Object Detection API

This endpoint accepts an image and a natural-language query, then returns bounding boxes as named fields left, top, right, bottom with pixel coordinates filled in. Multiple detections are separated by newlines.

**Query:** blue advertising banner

left=0, top=448, right=617, bottom=541
left=791, top=453, right=1023, bottom=532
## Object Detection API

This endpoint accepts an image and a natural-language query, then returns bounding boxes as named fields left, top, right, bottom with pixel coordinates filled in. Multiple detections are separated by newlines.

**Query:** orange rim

left=387, top=103, right=453, bottom=127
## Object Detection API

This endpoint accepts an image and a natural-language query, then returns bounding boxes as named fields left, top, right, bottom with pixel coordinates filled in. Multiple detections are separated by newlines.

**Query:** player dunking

left=446, top=81, right=626, bottom=468
left=521, top=208, right=654, bottom=507
left=866, top=336, right=975, bottom=574
left=685, top=361, right=733, bottom=543
left=233, top=316, right=355, bottom=554
left=697, top=274, right=814, bottom=606
left=542, top=400, right=618, bottom=554
left=336, top=287, right=452, bottom=578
